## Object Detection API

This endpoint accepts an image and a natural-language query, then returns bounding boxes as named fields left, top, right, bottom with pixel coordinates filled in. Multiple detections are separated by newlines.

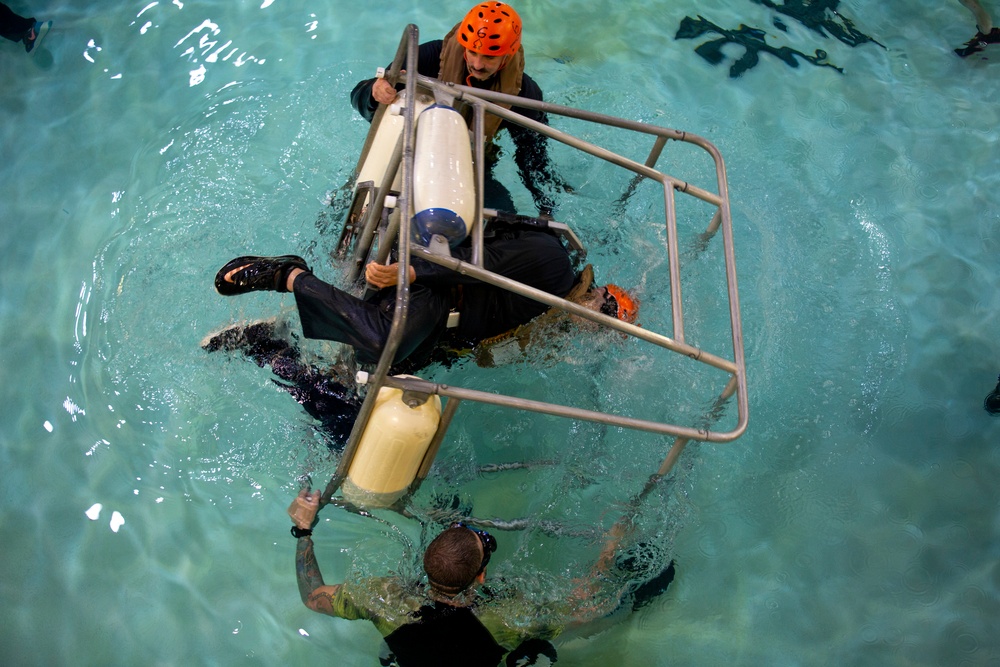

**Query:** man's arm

left=349, top=78, right=381, bottom=122
left=366, top=231, right=572, bottom=293
left=349, top=40, right=446, bottom=122
left=289, top=488, right=342, bottom=616
left=364, top=244, right=503, bottom=289
left=296, top=535, right=342, bottom=614
left=506, top=74, right=573, bottom=216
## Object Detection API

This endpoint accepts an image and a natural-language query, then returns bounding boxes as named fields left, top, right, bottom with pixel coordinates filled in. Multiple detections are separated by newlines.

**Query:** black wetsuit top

left=415, top=227, right=577, bottom=346
left=350, top=39, right=564, bottom=214
left=383, top=602, right=506, bottom=667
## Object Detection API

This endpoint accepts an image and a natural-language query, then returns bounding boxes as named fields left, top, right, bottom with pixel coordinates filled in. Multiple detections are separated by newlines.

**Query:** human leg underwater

left=1, top=3, right=50, bottom=53
left=214, top=255, right=452, bottom=365
left=202, top=320, right=362, bottom=448
left=0, top=3, right=33, bottom=42
left=211, top=255, right=455, bottom=446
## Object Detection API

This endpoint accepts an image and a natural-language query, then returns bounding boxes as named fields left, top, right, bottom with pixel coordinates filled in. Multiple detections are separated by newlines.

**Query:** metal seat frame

left=321, top=25, right=747, bottom=507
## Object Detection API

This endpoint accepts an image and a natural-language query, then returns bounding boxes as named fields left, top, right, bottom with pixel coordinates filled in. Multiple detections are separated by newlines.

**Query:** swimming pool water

left=2, top=0, right=999, bottom=665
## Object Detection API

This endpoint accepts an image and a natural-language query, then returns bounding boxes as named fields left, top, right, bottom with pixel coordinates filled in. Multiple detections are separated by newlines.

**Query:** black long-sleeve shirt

left=412, top=229, right=576, bottom=343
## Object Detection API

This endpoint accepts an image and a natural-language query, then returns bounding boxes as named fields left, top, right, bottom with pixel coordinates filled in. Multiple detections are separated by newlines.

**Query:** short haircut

left=423, top=527, right=483, bottom=595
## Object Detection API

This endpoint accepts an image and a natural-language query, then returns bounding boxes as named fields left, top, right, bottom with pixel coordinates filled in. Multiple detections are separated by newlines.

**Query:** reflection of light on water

left=118, top=2, right=270, bottom=86
left=189, top=64, right=208, bottom=87
left=84, top=504, right=126, bottom=533
left=175, top=19, right=266, bottom=87
left=74, top=281, right=90, bottom=344
left=83, top=39, right=102, bottom=63
left=85, top=439, right=110, bottom=456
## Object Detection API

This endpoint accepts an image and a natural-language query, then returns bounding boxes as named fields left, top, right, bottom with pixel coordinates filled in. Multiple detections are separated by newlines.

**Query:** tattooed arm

left=289, top=488, right=342, bottom=615
left=295, top=536, right=342, bottom=614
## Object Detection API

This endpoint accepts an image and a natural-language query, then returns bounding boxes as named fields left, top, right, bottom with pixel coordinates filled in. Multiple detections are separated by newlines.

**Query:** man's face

left=464, top=48, right=506, bottom=80
left=578, top=286, right=615, bottom=315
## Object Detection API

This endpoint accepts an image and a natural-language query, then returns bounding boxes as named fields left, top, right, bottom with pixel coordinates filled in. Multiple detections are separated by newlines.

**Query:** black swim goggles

left=451, top=522, right=497, bottom=572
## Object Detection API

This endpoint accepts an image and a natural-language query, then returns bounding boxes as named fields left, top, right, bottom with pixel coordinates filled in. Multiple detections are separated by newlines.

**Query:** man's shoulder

left=328, top=576, right=434, bottom=637
left=519, top=72, right=543, bottom=101
left=419, top=39, right=444, bottom=62
left=347, top=575, right=421, bottom=601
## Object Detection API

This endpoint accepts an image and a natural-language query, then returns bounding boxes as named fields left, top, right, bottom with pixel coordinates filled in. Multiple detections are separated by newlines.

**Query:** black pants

left=1, top=3, right=33, bottom=42
left=293, top=273, right=451, bottom=366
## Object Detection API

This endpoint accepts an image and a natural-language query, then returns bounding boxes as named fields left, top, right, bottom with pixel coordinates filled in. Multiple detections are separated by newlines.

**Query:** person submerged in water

left=205, top=224, right=638, bottom=446
left=288, top=487, right=675, bottom=667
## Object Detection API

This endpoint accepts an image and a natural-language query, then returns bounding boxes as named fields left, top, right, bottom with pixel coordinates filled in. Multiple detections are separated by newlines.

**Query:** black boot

left=214, top=255, right=311, bottom=295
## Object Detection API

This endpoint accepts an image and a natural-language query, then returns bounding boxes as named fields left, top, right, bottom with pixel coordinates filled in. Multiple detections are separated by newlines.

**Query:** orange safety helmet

left=458, top=2, right=522, bottom=56
left=605, top=285, right=639, bottom=324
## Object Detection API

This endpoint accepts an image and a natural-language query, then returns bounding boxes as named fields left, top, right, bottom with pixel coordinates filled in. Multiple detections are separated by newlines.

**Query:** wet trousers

left=293, top=273, right=451, bottom=366
left=1, top=3, right=33, bottom=42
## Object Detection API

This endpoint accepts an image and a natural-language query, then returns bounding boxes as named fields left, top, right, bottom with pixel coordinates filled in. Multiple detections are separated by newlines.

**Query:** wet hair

left=423, top=527, right=483, bottom=595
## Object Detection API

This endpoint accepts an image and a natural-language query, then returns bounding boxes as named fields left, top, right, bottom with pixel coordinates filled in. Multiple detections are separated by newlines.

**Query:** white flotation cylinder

left=356, top=89, right=431, bottom=201
left=341, top=376, right=442, bottom=508
left=411, top=104, right=476, bottom=248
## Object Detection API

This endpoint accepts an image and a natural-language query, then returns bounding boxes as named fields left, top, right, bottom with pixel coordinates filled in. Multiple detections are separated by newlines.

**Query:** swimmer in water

left=288, top=487, right=675, bottom=667
left=955, top=0, right=1000, bottom=57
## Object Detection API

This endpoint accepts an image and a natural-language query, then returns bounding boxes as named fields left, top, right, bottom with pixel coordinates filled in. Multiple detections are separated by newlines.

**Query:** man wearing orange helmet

left=350, top=2, right=570, bottom=217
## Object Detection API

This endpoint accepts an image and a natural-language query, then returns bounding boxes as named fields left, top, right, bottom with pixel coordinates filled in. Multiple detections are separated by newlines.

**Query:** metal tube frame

left=322, top=25, right=748, bottom=505
left=322, top=25, right=422, bottom=505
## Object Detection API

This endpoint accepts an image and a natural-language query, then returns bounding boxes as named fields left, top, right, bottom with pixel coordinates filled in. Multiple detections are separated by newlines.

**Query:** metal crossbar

left=321, top=25, right=747, bottom=506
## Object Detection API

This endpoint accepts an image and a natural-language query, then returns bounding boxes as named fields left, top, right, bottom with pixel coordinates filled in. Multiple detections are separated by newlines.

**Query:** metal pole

left=321, top=24, right=422, bottom=507
left=378, top=375, right=745, bottom=443
left=409, top=245, right=739, bottom=375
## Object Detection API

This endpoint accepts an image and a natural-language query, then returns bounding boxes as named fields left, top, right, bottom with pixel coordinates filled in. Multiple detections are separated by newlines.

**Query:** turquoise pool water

left=2, top=0, right=999, bottom=665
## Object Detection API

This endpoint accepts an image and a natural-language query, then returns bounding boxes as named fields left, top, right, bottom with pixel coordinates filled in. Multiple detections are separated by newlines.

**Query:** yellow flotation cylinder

left=356, top=88, right=432, bottom=201
left=341, top=376, right=442, bottom=508
left=411, top=104, right=476, bottom=248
